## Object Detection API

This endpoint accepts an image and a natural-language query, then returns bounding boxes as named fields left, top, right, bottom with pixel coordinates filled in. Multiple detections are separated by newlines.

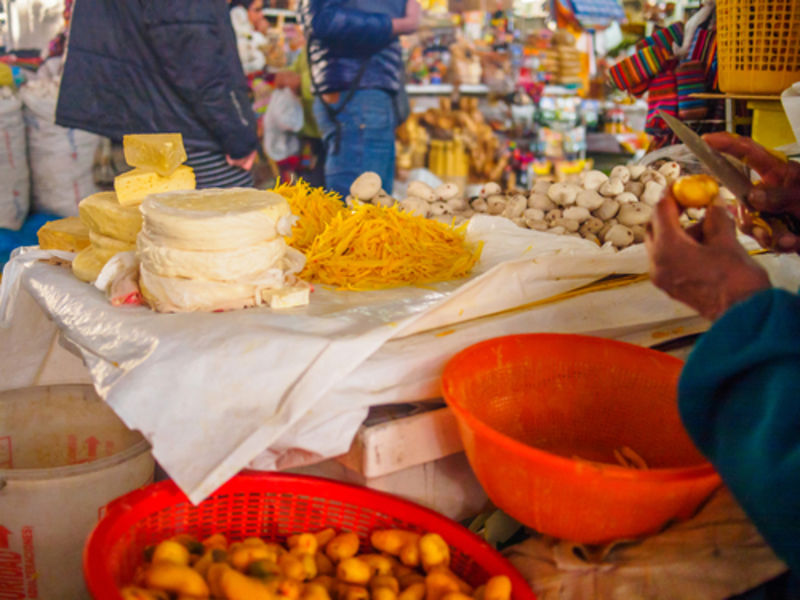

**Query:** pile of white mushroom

left=347, top=162, right=709, bottom=250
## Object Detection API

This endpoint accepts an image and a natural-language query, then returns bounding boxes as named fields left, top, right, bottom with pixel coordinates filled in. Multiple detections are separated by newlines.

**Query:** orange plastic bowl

left=441, top=334, right=722, bottom=544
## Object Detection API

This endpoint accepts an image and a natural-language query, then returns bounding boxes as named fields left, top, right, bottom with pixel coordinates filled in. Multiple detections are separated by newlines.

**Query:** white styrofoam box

left=289, top=452, right=488, bottom=522
left=336, top=404, right=463, bottom=479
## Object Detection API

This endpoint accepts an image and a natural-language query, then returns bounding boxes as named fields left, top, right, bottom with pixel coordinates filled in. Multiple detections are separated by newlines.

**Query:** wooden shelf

left=690, top=93, right=782, bottom=101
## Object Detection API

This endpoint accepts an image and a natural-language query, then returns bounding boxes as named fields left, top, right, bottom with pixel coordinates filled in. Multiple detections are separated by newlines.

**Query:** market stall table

left=3, top=215, right=800, bottom=506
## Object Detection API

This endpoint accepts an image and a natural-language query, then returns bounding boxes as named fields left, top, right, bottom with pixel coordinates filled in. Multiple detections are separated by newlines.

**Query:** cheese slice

left=123, top=133, right=187, bottom=177
left=89, top=230, right=136, bottom=254
left=137, top=234, right=288, bottom=281
left=72, top=245, right=119, bottom=283
left=79, top=192, right=143, bottom=243
left=114, top=165, right=196, bottom=207
left=37, top=217, right=90, bottom=252
left=140, top=188, right=291, bottom=250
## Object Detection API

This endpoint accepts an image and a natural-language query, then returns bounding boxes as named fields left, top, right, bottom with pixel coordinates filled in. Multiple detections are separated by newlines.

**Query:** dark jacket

left=56, top=0, right=258, bottom=159
left=679, top=288, right=800, bottom=573
left=299, top=0, right=405, bottom=95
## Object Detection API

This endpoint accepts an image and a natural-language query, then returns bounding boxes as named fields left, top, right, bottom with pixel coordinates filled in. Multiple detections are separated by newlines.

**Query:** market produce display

left=120, top=527, right=512, bottom=600
left=352, top=161, right=705, bottom=250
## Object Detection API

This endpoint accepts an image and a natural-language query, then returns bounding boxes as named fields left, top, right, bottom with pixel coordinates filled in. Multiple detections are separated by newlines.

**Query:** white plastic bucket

left=0, top=384, right=154, bottom=600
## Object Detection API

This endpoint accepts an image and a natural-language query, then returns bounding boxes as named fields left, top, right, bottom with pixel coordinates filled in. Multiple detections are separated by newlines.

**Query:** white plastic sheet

left=3, top=215, right=800, bottom=503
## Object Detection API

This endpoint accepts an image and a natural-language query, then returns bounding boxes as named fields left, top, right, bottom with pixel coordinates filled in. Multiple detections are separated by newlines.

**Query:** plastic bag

left=0, top=89, right=30, bottom=230
left=262, top=88, right=304, bottom=162
left=19, top=78, right=101, bottom=217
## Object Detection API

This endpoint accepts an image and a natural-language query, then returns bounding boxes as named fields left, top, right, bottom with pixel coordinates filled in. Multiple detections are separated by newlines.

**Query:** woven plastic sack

left=19, top=79, right=100, bottom=217
left=0, top=89, right=30, bottom=230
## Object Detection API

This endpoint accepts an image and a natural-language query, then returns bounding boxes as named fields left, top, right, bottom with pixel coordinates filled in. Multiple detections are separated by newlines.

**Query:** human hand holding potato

left=704, top=132, right=800, bottom=253
left=645, top=191, right=770, bottom=321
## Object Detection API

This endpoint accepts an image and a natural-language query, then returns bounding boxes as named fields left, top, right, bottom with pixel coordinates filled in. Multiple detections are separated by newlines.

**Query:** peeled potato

left=672, top=175, right=720, bottom=208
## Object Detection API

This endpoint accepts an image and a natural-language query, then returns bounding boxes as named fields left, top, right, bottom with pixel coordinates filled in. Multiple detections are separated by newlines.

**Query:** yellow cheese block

left=72, top=245, right=118, bottom=283
left=37, top=217, right=90, bottom=252
left=89, top=230, right=136, bottom=254
left=113, top=165, right=196, bottom=207
left=123, top=133, right=188, bottom=177
left=79, top=192, right=143, bottom=243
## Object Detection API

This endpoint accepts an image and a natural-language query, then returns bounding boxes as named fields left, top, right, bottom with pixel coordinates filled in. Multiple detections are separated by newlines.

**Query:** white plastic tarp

left=3, top=215, right=800, bottom=504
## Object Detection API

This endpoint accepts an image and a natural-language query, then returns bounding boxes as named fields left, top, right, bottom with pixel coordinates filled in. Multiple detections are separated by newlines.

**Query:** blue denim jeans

left=313, top=88, right=396, bottom=199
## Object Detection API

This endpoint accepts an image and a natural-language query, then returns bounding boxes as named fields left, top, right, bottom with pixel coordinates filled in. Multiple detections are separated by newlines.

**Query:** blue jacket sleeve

left=141, top=1, right=259, bottom=159
left=679, top=288, right=800, bottom=572
left=305, top=0, right=394, bottom=56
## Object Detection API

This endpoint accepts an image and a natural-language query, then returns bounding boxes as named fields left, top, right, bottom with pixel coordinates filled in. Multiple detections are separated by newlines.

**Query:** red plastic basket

left=84, top=472, right=535, bottom=600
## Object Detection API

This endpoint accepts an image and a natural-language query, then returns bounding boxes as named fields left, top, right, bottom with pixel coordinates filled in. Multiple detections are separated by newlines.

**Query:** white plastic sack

left=262, top=88, right=303, bottom=162
left=0, top=90, right=29, bottom=230
left=19, top=78, right=100, bottom=217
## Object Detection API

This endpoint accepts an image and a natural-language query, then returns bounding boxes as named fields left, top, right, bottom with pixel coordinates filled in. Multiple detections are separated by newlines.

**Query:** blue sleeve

left=141, top=1, right=259, bottom=158
left=679, top=288, right=800, bottom=571
left=305, top=0, right=394, bottom=56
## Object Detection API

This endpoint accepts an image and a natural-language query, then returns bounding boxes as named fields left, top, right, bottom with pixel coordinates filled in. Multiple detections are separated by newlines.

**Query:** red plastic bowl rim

left=441, top=333, right=719, bottom=483
left=83, top=471, right=536, bottom=600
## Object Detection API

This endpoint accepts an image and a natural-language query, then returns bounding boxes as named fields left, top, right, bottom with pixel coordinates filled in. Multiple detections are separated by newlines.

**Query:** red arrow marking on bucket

left=85, top=436, right=99, bottom=461
left=0, top=525, right=11, bottom=548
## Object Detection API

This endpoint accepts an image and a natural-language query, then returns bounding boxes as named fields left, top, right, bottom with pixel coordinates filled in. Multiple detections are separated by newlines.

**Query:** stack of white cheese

left=137, top=187, right=310, bottom=312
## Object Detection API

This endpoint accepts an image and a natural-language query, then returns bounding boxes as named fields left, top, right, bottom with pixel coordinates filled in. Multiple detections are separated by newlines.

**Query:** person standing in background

left=299, top=0, right=421, bottom=198
left=274, top=44, right=325, bottom=187
left=56, top=0, right=259, bottom=188
left=230, top=0, right=270, bottom=76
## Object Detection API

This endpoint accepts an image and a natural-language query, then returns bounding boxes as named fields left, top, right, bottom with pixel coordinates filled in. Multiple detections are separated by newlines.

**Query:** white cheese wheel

left=137, top=234, right=287, bottom=281
left=140, top=188, right=291, bottom=250
left=139, top=247, right=307, bottom=312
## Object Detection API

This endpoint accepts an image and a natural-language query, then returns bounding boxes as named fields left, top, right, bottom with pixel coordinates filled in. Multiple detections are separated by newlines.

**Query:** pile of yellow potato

left=121, top=528, right=512, bottom=600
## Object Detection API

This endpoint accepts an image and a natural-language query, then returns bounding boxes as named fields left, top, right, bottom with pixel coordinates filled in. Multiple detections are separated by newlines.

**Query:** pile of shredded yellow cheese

left=301, top=202, right=483, bottom=290
left=272, top=178, right=346, bottom=252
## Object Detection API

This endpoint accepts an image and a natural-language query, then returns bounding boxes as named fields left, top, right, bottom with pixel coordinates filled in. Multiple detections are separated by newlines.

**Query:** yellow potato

left=672, top=174, right=719, bottom=208
left=326, top=532, right=360, bottom=563
left=373, top=587, right=398, bottom=600
left=230, top=544, right=273, bottom=571
left=220, top=567, right=271, bottom=600
left=279, top=552, right=308, bottom=580
left=315, top=528, right=337, bottom=548
left=289, top=533, right=320, bottom=555
left=360, top=554, right=394, bottom=576
left=419, top=534, right=450, bottom=572
left=152, top=540, right=190, bottom=566
left=370, top=575, right=400, bottom=595
left=337, top=557, right=372, bottom=585
left=302, top=582, right=332, bottom=600
left=143, top=563, right=210, bottom=597
left=398, top=582, right=426, bottom=600
left=484, top=576, right=511, bottom=600
left=424, top=571, right=460, bottom=600
left=371, top=530, right=421, bottom=556
left=315, top=552, right=336, bottom=576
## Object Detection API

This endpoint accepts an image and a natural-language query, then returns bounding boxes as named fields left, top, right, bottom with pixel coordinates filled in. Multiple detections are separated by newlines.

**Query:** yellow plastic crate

left=717, top=0, right=800, bottom=95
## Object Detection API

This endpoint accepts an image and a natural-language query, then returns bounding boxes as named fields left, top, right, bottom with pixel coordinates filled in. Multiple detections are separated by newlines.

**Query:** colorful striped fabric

left=646, top=70, right=678, bottom=134
left=676, top=60, right=708, bottom=120
left=637, top=23, right=685, bottom=52
left=610, top=44, right=673, bottom=95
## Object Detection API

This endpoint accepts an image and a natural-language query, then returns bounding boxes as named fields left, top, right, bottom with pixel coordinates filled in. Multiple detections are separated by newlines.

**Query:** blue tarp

left=0, top=213, right=61, bottom=267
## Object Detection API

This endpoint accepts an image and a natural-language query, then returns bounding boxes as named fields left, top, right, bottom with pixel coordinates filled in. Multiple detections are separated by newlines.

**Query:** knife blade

left=659, top=111, right=755, bottom=208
